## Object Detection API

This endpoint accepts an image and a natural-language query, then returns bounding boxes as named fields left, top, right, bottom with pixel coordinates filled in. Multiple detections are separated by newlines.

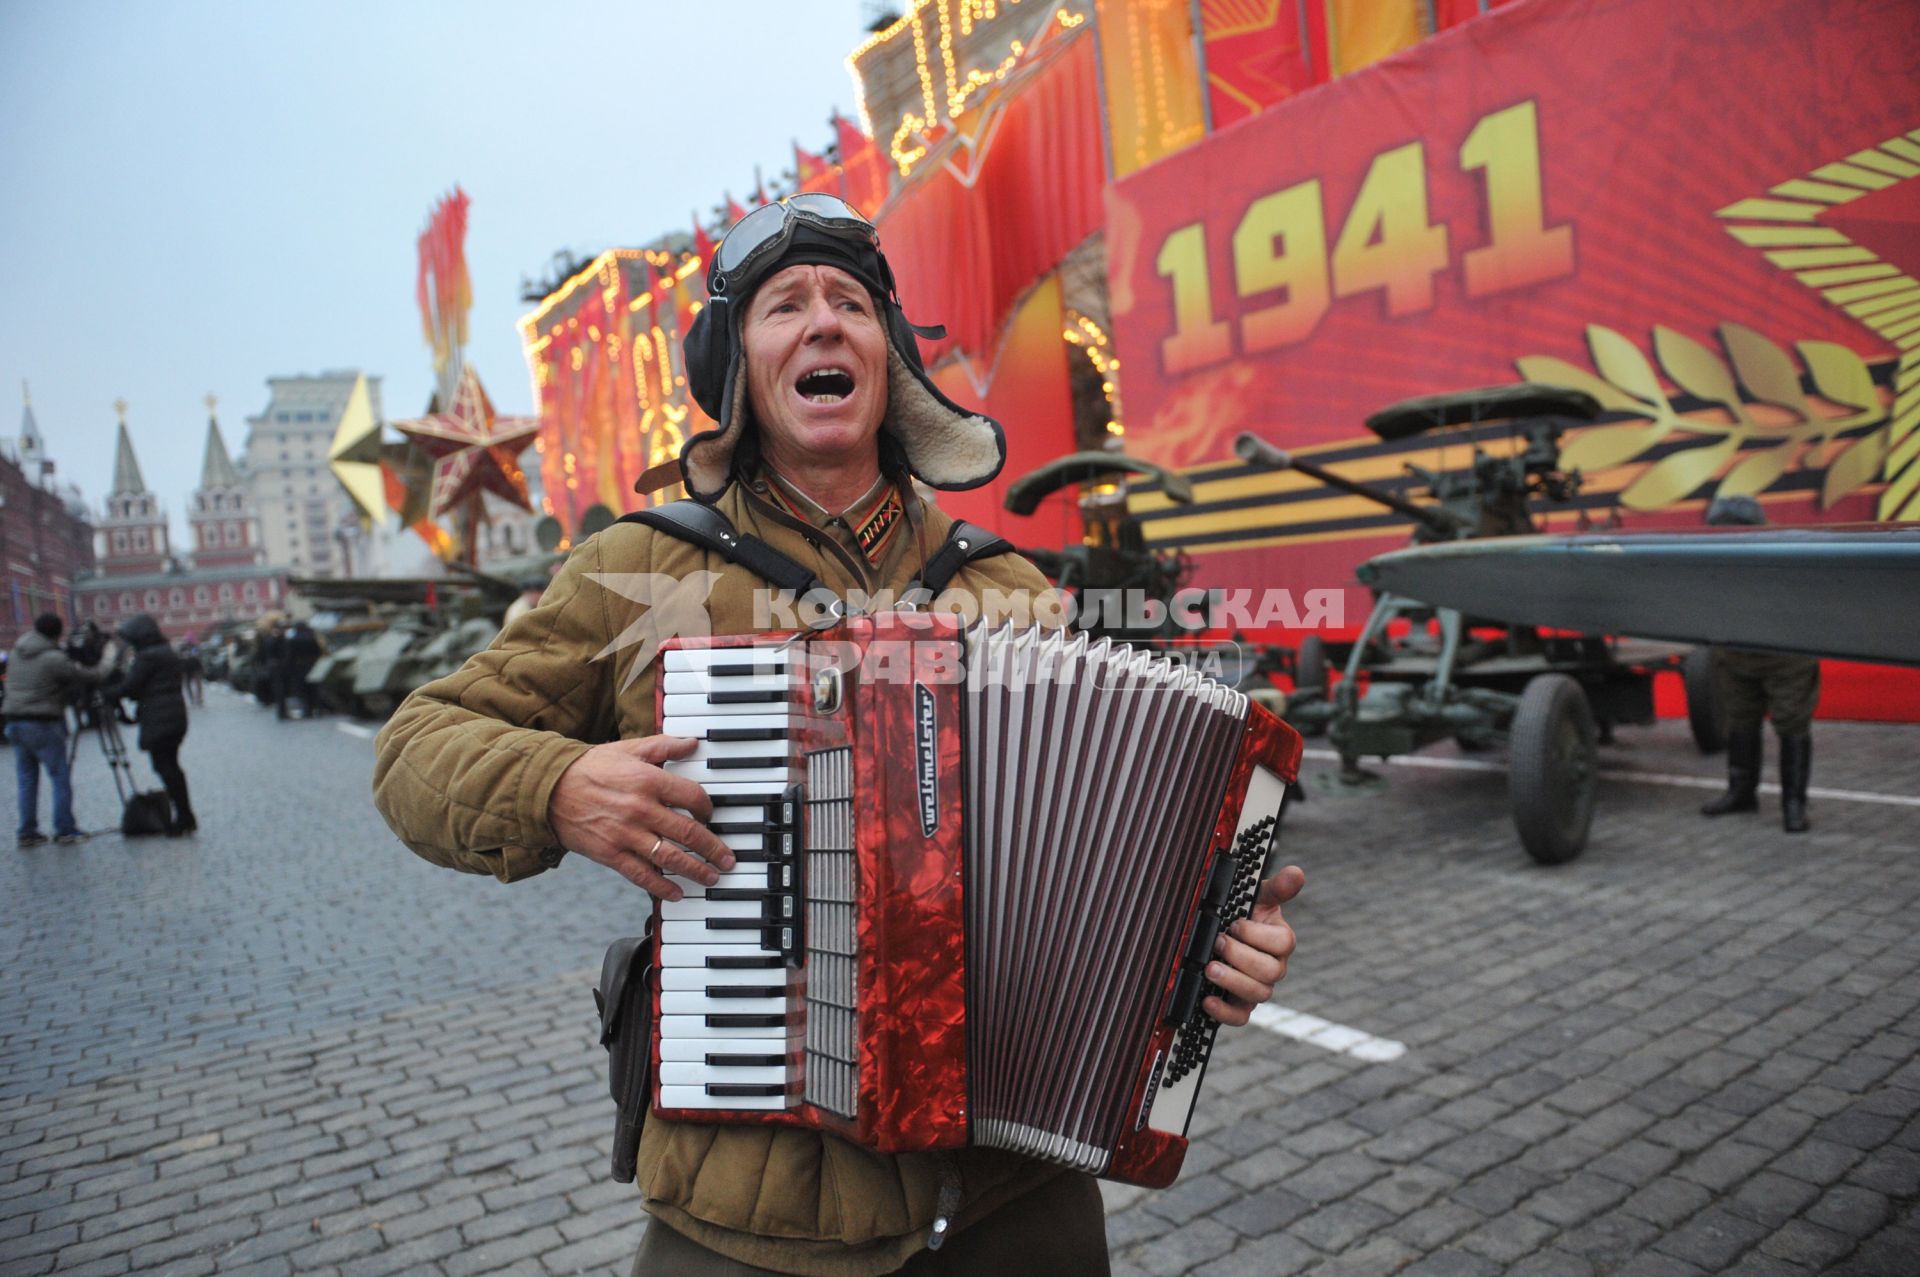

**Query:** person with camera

left=3, top=613, right=108, bottom=847
left=103, top=614, right=197, bottom=836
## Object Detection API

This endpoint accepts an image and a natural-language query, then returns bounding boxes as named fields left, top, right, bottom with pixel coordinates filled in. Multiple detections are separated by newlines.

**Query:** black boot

left=1780, top=734, right=1811, bottom=833
left=1702, top=726, right=1761, bottom=816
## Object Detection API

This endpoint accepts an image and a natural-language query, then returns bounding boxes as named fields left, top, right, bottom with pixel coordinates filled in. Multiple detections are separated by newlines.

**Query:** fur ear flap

left=681, top=338, right=753, bottom=502
left=883, top=348, right=1004, bottom=490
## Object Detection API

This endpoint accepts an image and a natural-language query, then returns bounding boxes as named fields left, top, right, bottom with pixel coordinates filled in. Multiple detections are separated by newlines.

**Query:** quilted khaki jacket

left=373, top=477, right=1069, bottom=1275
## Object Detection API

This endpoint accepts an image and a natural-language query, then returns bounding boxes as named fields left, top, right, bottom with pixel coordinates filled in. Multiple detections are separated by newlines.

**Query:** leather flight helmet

left=676, top=200, right=1005, bottom=503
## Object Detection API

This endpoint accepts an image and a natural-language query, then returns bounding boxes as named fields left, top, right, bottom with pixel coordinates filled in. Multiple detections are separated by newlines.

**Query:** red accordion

left=650, top=612, right=1302, bottom=1187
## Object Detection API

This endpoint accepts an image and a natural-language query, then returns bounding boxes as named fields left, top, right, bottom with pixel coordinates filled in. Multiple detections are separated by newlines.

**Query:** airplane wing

left=1355, top=526, right=1920, bottom=666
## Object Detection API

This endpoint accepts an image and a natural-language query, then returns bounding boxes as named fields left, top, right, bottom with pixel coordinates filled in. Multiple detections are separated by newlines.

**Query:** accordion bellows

left=650, top=612, right=1302, bottom=1187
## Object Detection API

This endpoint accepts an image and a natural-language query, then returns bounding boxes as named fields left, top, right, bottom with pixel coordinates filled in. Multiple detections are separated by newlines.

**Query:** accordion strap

left=909, top=521, right=1014, bottom=599
left=619, top=504, right=1012, bottom=616
left=619, top=502, right=827, bottom=599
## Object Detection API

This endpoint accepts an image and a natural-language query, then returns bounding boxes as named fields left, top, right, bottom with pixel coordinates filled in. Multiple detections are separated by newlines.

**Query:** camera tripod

left=67, top=690, right=143, bottom=810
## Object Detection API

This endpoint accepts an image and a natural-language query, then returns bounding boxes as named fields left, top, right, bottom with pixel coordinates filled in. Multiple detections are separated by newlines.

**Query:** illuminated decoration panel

left=1063, top=308, right=1124, bottom=439
left=848, top=0, right=1087, bottom=178
left=517, top=249, right=712, bottom=537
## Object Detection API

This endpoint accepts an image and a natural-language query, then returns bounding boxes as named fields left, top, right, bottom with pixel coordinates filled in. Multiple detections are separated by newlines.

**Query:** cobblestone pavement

left=2, top=687, right=1917, bottom=1275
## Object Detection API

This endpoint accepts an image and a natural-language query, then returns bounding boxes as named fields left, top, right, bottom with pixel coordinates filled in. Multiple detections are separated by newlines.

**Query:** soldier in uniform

left=1697, top=496, right=1819, bottom=833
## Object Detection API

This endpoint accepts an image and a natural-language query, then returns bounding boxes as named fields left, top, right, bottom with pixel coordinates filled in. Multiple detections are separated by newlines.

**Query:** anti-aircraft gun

left=1001, top=450, right=1297, bottom=718
left=1235, top=383, right=1718, bottom=866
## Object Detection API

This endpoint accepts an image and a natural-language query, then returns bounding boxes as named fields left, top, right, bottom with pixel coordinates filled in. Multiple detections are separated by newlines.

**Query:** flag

left=833, top=113, right=889, bottom=217
left=795, top=141, right=837, bottom=195
left=725, top=193, right=751, bottom=226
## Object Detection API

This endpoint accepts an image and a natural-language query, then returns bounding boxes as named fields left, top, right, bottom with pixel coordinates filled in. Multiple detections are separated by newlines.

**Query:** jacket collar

left=758, top=466, right=905, bottom=567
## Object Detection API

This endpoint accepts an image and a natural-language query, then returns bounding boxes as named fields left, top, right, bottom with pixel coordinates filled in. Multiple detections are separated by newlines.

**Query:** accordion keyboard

left=655, top=647, right=802, bottom=1111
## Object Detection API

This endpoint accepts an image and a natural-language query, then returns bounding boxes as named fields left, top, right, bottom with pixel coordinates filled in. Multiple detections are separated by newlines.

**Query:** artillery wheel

left=1291, top=636, right=1329, bottom=737
left=1509, top=674, right=1597, bottom=865
left=1682, top=647, right=1725, bottom=755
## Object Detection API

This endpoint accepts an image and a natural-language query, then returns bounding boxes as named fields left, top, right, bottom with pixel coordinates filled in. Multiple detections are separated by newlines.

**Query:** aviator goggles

left=707, top=194, right=881, bottom=298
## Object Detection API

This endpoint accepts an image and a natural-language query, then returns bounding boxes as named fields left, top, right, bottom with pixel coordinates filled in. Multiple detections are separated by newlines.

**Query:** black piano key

left=709, top=756, right=785, bottom=770
left=707, top=661, right=786, bottom=677
left=705, top=1014, right=785, bottom=1028
left=707, top=1083, right=786, bottom=1097
left=706, top=1053, right=785, bottom=1067
left=707, top=954, right=783, bottom=969
left=707, top=985, right=784, bottom=999
left=708, top=689, right=789, bottom=704
left=707, top=917, right=769, bottom=931
left=707, top=726, right=791, bottom=742
left=708, top=888, right=773, bottom=902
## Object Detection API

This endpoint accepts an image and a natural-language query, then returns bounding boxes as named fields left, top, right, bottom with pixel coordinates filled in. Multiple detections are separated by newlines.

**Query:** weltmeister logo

left=915, top=683, right=938, bottom=837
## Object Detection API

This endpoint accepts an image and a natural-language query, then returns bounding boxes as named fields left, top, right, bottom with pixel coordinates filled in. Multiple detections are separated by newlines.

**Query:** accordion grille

left=804, top=747, right=858, bottom=1118
left=963, top=627, right=1248, bottom=1173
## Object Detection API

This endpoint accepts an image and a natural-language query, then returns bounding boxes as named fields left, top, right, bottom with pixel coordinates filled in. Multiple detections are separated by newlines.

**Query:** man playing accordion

left=375, top=196, right=1303, bottom=1276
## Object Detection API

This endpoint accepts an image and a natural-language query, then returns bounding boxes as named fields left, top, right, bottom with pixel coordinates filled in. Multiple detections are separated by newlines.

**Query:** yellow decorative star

left=1715, top=126, right=1920, bottom=519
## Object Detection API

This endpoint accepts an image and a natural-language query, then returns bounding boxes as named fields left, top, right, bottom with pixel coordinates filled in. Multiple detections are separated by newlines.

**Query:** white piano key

left=659, top=712, right=791, bottom=739
left=659, top=965, right=787, bottom=990
left=660, top=1014, right=792, bottom=1040
left=659, top=1061, right=788, bottom=1087
left=659, top=991, right=789, bottom=1016
left=671, top=867, right=774, bottom=898
left=663, top=647, right=792, bottom=672
left=668, top=737, right=794, bottom=768
left=658, top=898, right=764, bottom=922
left=658, top=941, right=782, bottom=968
left=715, top=829, right=782, bottom=854
left=659, top=1036, right=788, bottom=1062
left=660, top=919, right=780, bottom=946
left=673, top=738, right=793, bottom=763
left=659, top=1085, right=787, bottom=1111
left=700, top=781, right=792, bottom=800
left=663, top=693, right=789, bottom=718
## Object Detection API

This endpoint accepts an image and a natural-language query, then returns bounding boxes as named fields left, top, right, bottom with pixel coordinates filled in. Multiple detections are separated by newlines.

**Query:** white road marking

left=334, top=723, right=375, bottom=740
left=1300, top=748, right=1920, bottom=808
left=1249, top=1004, right=1407, bottom=1063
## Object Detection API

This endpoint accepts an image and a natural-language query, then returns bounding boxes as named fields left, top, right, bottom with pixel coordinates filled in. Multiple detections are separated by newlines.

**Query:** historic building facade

left=0, top=388, right=96, bottom=651
left=73, top=403, right=286, bottom=639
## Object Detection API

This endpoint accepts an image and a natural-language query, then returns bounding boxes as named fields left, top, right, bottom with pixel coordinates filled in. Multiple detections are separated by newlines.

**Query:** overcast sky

left=0, top=0, right=873, bottom=536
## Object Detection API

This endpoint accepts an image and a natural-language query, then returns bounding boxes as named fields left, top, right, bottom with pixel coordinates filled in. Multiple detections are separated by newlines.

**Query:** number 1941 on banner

left=1154, top=100, right=1576, bottom=377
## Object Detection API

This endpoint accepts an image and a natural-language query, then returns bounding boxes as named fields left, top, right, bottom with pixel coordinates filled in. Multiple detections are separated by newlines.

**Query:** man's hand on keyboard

left=550, top=735, right=738, bottom=900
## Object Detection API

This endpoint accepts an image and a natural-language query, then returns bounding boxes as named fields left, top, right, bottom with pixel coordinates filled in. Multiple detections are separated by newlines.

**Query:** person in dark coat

left=104, top=614, right=197, bottom=836
left=1697, top=496, right=1821, bottom=832
left=264, top=622, right=291, bottom=716
left=284, top=622, right=323, bottom=718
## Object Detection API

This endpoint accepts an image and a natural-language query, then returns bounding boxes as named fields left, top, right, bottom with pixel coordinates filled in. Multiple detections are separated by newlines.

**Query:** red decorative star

left=394, top=366, right=538, bottom=516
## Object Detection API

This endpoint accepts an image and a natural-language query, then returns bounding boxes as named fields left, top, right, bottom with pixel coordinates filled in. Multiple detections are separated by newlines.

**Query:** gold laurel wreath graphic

left=1516, top=322, right=1891, bottom=512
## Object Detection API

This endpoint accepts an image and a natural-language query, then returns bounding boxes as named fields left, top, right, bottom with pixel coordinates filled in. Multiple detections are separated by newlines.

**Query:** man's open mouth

left=796, top=368, right=855, bottom=404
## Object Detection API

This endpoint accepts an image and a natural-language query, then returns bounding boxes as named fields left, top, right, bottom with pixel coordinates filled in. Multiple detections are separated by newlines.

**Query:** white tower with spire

left=189, top=395, right=264, bottom=569
left=18, top=382, right=52, bottom=484
left=99, top=399, right=171, bottom=577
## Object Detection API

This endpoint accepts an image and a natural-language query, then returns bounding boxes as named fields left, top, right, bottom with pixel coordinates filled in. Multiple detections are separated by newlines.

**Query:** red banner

left=879, top=31, right=1106, bottom=365
left=1107, top=0, right=1919, bottom=612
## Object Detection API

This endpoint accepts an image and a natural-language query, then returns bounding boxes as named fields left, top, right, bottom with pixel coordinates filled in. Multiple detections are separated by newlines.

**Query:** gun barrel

left=1234, top=432, right=1462, bottom=535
